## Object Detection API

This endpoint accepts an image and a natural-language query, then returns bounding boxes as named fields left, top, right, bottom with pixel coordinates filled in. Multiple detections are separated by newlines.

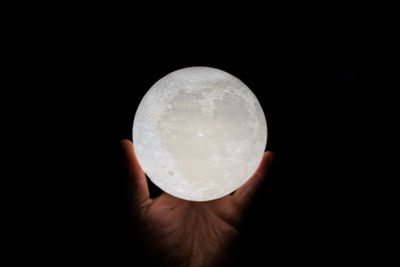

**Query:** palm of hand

left=121, top=140, right=273, bottom=267
left=140, top=193, right=241, bottom=266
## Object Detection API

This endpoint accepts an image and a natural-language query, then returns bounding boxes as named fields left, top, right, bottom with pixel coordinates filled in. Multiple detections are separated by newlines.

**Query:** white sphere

left=133, top=67, right=267, bottom=201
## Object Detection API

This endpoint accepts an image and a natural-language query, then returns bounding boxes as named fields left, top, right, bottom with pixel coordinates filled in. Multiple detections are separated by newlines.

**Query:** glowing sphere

left=132, top=67, right=267, bottom=201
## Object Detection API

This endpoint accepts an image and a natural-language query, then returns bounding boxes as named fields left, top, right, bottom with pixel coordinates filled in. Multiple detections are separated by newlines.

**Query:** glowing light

left=133, top=67, right=267, bottom=201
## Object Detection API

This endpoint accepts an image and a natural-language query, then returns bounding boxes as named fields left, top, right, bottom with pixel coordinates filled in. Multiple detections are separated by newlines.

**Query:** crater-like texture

left=133, top=67, right=267, bottom=201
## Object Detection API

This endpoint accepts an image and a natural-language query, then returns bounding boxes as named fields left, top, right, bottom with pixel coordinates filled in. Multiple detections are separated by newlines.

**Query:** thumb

left=233, top=151, right=275, bottom=212
left=120, top=139, right=151, bottom=209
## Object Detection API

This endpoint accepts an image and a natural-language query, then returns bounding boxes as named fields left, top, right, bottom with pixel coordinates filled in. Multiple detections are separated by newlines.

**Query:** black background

left=38, top=11, right=376, bottom=265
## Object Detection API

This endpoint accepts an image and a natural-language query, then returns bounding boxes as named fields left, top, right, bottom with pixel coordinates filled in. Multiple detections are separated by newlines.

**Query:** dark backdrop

left=57, top=19, right=367, bottom=265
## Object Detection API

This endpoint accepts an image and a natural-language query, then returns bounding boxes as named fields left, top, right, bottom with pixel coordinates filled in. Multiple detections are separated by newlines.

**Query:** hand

left=121, top=139, right=274, bottom=267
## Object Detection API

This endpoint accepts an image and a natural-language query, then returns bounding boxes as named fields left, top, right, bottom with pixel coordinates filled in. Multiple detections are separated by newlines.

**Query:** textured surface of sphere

left=133, top=67, right=267, bottom=201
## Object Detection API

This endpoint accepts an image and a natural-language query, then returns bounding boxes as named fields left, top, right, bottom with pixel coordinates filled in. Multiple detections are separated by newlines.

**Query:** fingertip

left=120, top=139, right=132, bottom=148
left=121, top=139, right=135, bottom=155
left=260, top=151, right=274, bottom=164
left=255, top=151, right=275, bottom=176
left=263, top=151, right=275, bottom=162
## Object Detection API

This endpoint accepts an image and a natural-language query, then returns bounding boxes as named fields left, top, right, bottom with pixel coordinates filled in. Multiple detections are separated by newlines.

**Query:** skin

left=121, top=139, right=274, bottom=267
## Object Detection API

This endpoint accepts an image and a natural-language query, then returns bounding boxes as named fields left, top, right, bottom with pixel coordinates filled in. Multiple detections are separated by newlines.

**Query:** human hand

left=121, top=139, right=274, bottom=267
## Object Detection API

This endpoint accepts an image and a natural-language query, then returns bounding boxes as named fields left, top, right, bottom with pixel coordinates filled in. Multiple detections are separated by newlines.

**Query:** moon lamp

left=132, top=67, right=267, bottom=201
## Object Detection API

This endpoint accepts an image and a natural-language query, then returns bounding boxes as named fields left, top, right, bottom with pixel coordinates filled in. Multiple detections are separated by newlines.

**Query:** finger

left=120, top=139, right=151, bottom=208
left=233, top=151, right=275, bottom=211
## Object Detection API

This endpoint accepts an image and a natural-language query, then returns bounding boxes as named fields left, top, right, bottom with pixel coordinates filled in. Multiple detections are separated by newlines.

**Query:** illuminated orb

left=132, top=67, right=267, bottom=201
